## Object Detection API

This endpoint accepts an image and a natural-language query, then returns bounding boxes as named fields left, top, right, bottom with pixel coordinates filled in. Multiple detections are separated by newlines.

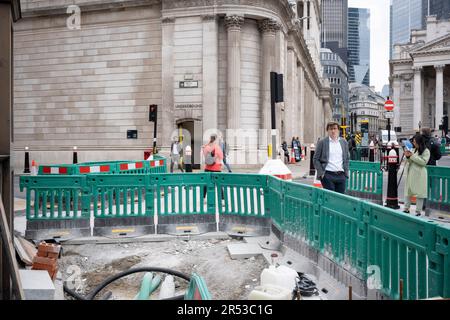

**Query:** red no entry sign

left=384, top=99, right=394, bottom=111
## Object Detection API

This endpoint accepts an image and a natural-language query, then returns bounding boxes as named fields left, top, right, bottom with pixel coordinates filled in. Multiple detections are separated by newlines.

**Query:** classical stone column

left=161, top=17, right=176, bottom=149
left=258, top=18, right=280, bottom=134
left=225, top=15, right=244, bottom=134
left=285, top=46, right=296, bottom=142
left=413, top=66, right=423, bottom=132
left=435, top=64, right=445, bottom=131
left=392, top=74, right=401, bottom=128
left=298, top=63, right=305, bottom=143
left=202, top=15, right=219, bottom=133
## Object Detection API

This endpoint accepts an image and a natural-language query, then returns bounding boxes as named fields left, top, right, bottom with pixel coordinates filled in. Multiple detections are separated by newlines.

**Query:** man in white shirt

left=170, top=137, right=184, bottom=173
left=313, top=122, right=350, bottom=194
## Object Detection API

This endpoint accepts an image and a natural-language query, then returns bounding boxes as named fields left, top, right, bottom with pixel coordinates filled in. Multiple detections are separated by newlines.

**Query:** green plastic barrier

left=20, top=175, right=89, bottom=221
left=317, top=189, right=362, bottom=273
left=86, top=174, right=149, bottom=218
left=427, top=166, right=450, bottom=212
left=282, top=181, right=317, bottom=246
left=347, top=161, right=383, bottom=204
left=37, top=157, right=167, bottom=175
left=19, top=175, right=91, bottom=240
left=150, top=173, right=213, bottom=216
left=212, top=173, right=267, bottom=217
left=19, top=172, right=450, bottom=299
left=266, top=176, right=284, bottom=227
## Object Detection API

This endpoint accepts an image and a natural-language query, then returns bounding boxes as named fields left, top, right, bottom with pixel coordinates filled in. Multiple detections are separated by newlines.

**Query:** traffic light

left=149, top=104, right=157, bottom=122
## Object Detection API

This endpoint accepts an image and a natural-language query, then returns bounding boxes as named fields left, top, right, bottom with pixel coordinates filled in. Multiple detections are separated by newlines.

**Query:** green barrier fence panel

left=435, top=225, right=450, bottom=298
left=283, top=181, right=317, bottom=247
left=19, top=172, right=450, bottom=299
left=347, top=161, right=383, bottom=200
left=86, top=174, right=149, bottom=218
left=427, top=166, right=450, bottom=212
left=266, top=176, right=284, bottom=229
left=429, top=166, right=450, bottom=208
left=149, top=173, right=212, bottom=215
left=365, top=203, right=441, bottom=300
left=19, top=175, right=89, bottom=220
left=211, top=173, right=267, bottom=217
left=317, top=190, right=363, bottom=274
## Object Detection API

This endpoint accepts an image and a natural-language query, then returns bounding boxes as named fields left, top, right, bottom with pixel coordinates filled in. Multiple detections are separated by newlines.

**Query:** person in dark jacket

left=420, top=128, right=442, bottom=216
left=282, top=141, right=290, bottom=164
left=421, top=128, right=441, bottom=166
left=313, top=122, right=350, bottom=194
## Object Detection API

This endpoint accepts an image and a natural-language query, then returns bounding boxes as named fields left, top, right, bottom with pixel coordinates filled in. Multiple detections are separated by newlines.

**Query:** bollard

left=369, top=141, right=375, bottom=162
left=386, top=146, right=400, bottom=209
left=309, top=143, right=316, bottom=176
left=73, top=146, right=78, bottom=164
left=24, top=146, right=30, bottom=173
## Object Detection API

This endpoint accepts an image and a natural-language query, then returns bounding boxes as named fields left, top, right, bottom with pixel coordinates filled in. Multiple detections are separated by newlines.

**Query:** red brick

left=37, top=242, right=61, bottom=257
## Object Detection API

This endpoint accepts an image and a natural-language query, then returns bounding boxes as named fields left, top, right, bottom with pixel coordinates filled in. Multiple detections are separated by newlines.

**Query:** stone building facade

left=390, top=16, right=450, bottom=136
left=13, top=0, right=331, bottom=169
left=320, top=48, right=348, bottom=123
left=348, top=83, right=387, bottom=135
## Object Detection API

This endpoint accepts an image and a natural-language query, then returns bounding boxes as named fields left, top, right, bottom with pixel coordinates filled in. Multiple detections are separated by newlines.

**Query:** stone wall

left=13, top=4, right=162, bottom=169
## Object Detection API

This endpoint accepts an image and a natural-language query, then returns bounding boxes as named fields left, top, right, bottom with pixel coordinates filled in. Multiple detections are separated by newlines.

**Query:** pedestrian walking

left=348, top=134, right=357, bottom=160
left=403, top=133, right=430, bottom=216
left=202, top=135, right=223, bottom=198
left=170, top=137, right=184, bottom=173
left=221, top=138, right=232, bottom=172
left=313, top=121, right=350, bottom=194
left=282, top=141, right=290, bottom=164
left=294, top=137, right=302, bottom=162
left=421, top=128, right=441, bottom=166
left=184, top=144, right=192, bottom=172
left=419, top=128, right=441, bottom=215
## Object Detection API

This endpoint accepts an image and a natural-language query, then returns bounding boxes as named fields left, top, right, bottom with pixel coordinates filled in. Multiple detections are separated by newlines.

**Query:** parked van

left=380, top=130, right=397, bottom=147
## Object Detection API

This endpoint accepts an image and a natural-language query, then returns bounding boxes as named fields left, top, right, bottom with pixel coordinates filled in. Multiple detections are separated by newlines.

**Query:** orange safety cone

left=313, top=172, right=322, bottom=188
left=290, top=149, right=296, bottom=164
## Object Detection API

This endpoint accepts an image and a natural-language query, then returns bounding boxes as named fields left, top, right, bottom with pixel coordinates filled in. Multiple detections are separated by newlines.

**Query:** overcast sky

left=348, top=0, right=390, bottom=93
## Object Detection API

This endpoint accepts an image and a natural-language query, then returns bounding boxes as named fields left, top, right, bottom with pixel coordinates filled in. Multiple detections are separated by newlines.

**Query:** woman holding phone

left=403, top=134, right=430, bottom=216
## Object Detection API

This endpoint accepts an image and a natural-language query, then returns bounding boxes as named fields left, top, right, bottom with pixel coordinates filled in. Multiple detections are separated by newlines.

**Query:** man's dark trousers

left=321, top=171, right=346, bottom=194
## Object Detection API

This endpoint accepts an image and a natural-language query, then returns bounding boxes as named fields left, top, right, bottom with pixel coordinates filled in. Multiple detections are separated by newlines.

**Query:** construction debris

left=14, top=235, right=37, bottom=266
left=31, top=242, right=61, bottom=280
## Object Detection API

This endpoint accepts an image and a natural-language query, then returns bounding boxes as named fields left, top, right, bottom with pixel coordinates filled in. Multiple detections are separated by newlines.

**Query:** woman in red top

left=202, top=135, right=224, bottom=200
left=203, top=135, right=223, bottom=172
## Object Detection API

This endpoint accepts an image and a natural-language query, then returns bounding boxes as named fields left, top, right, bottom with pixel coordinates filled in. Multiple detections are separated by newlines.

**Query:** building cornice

left=389, top=59, right=412, bottom=65
left=410, top=49, right=450, bottom=57
left=20, top=0, right=161, bottom=18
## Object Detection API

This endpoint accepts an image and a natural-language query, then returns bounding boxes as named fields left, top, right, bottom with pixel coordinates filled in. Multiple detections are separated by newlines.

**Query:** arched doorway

left=177, top=119, right=202, bottom=169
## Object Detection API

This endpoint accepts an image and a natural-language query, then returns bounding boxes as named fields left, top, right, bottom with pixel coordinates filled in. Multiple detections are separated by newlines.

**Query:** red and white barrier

left=149, top=160, right=164, bottom=167
left=78, top=165, right=111, bottom=174
left=41, top=166, right=69, bottom=174
left=119, top=162, right=144, bottom=171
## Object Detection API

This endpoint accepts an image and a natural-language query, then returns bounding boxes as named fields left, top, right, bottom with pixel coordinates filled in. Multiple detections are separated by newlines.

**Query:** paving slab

left=19, top=269, right=55, bottom=300
left=227, top=243, right=264, bottom=259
